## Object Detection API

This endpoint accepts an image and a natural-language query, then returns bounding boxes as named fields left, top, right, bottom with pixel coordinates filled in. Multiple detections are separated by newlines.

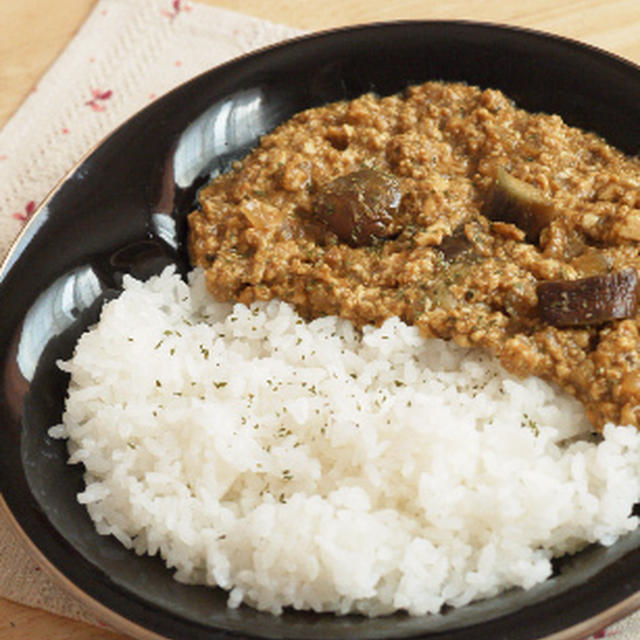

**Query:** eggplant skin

left=313, top=168, right=402, bottom=246
left=537, top=267, right=639, bottom=327
left=483, top=167, right=555, bottom=243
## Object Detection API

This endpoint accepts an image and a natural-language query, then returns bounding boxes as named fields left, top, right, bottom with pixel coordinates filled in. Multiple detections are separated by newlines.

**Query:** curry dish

left=188, top=81, right=640, bottom=430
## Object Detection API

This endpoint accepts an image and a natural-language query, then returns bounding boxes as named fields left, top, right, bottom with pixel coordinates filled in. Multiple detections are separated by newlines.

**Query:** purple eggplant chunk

left=537, top=267, right=639, bottom=327
left=484, top=167, right=555, bottom=243
left=313, top=168, right=402, bottom=246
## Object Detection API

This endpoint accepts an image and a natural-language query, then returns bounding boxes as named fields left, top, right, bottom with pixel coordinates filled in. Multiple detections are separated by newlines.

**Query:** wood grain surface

left=0, top=1, right=638, bottom=639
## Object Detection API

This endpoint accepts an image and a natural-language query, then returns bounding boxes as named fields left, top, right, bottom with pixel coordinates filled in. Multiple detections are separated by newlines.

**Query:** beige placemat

left=0, top=1, right=638, bottom=637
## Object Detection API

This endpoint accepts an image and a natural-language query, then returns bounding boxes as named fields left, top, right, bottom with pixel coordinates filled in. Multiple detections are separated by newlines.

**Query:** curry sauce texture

left=188, top=81, right=640, bottom=430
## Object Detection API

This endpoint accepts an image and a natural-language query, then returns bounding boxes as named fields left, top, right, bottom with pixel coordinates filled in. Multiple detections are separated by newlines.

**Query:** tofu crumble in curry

left=188, top=81, right=640, bottom=431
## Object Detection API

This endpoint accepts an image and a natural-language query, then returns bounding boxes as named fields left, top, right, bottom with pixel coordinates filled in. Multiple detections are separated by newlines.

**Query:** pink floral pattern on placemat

left=590, top=628, right=621, bottom=638
left=11, top=200, right=35, bottom=222
left=162, top=0, right=192, bottom=21
left=85, top=88, right=113, bottom=111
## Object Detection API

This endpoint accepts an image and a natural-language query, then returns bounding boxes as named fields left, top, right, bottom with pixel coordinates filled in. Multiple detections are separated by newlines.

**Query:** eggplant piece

left=537, top=267, right=639, bottom=326
left=437, top=228, right=473, bottom=261
left=313, top=168, right=401, bottom=246
left=484, top=167, right=555, bottom=243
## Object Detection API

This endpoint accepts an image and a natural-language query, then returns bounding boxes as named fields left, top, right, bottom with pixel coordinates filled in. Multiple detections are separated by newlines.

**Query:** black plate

left=0, top=20, right=639, bottom=640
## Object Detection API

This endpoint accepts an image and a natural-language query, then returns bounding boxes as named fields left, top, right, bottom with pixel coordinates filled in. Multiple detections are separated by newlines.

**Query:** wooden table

left=0, top=1, right=638, bottom=638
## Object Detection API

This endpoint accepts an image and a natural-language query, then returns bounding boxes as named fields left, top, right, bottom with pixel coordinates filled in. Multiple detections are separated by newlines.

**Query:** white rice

left=50, top=267, right=640, bottom=616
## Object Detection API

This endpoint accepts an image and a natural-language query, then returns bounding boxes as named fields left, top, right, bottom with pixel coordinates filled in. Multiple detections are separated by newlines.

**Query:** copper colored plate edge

left=1, top=495, right=639, bottom=640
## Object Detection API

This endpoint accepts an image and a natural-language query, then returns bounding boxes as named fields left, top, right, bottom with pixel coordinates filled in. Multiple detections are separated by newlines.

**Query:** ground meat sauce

left=188, top=81, right=640, bottom=431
